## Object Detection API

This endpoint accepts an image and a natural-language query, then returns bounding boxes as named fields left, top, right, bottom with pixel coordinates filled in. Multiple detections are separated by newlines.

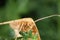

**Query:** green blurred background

left=0, top=0, right=60, bottom=40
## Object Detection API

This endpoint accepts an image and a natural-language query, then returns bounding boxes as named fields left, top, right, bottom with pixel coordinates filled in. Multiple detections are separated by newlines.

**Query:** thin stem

left=0, top=19, right=20, bottom=25
left=35, top=14, right=60, bottom=22
left=0, top=14, right=60, bottom=25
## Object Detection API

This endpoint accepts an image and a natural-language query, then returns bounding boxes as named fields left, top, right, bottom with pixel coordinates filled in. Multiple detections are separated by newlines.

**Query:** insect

left=0, top=14, right=60, bottom=40
left=9, top=18, right=41, bottom=40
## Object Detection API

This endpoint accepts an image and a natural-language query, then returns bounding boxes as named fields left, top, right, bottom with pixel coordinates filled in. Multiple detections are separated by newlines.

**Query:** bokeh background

left=0, top=0, right=60, bottom=40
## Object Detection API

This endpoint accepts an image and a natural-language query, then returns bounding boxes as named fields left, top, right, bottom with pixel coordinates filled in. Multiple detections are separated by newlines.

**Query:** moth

left=9, top=18, right=41, bottom=40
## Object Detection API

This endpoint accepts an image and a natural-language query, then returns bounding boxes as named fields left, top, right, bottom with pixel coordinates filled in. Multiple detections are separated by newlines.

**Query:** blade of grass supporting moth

left=0, top=14, right=60, bottom=25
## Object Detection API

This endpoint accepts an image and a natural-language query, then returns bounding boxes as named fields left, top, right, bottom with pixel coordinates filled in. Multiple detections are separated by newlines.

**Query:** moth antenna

left=35, top=14, right=60, bottom=22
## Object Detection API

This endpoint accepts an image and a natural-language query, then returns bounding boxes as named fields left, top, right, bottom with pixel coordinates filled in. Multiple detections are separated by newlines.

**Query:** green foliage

left=0, top=0, right=60, bottom=40
left=18, top=30, right=38, bottom=40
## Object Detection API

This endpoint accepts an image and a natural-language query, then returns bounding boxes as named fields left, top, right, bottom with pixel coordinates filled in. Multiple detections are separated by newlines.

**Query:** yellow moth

left=9, top=18, right=41, bottom=40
